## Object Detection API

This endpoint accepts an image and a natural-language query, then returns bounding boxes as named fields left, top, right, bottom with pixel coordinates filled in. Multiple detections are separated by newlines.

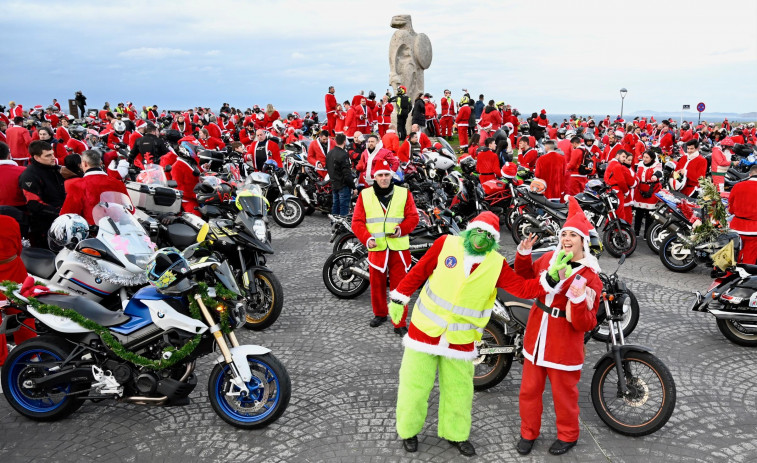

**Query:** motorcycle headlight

left=252, top=219, right=267, bottom=241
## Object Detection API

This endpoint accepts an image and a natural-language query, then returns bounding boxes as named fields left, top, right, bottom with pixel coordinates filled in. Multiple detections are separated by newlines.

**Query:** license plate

left=478, top=347, right=515, bottom=355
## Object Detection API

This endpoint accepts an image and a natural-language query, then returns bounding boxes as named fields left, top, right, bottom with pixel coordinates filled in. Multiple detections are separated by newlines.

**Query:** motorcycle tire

left=715, top=318, right=757, bottom=347
left=304, top=204, right=316, bottom=215
left=243, top=270, right=284, bottom=331
left=511, top=214, right=540, bottom=245
left=591, top=351, right=676, bottom=436
left=332, top=232, right=363, bottom=254
left=322, top=250, right=370, bottom=299
left=645, top=222, right=668, bottom=254
left=1, top=336, right=86, bottom=421
left=592, top=290, right=640, bottom=342
left=603, top=222, right=637, bottom=257
left=272, top=198, right=305, bottom=228
left=659, top=234, right=696, bottom=272
left=504, top=206, right=519, bottom=232
left=208, top=353, right=291, bottom=429
left=473, top=322, right=513, bottom=391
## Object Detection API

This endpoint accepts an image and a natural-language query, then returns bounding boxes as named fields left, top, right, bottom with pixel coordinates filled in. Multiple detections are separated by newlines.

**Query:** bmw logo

left=157, top=311, right=165, bottom=318
left=95, top=277, right=102, bottom=284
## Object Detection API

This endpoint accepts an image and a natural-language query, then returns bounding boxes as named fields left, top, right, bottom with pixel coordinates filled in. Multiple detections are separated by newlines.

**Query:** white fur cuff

left=517, top=244, right=532, bottom=255
left=539, top=270, right=564, bottom=294
left=389, top=289, right=410, bottom=305
left=403, top=336, right=478, bottom=361
left=568, top=292, right=586, bottom=304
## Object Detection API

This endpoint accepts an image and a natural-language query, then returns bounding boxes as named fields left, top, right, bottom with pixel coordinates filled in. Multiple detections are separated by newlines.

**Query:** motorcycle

left=285, top=151, right=334, bottom=216
left=259, top=161, right=305, bottom=228
left=692, top=263, right=757, bottom=347
left=21, top=193, right=154, bottom=311
left=575, top=180, right=636, bottom=257
left=474, top=255, right=673, bottom=437
left=0, top=249, right=291, bottom=429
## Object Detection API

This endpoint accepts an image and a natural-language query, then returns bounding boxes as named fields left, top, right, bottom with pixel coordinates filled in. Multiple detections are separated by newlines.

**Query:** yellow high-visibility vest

left=411, top=235, right=503, bottom=344
left=361, top=186, right=409, bottom=252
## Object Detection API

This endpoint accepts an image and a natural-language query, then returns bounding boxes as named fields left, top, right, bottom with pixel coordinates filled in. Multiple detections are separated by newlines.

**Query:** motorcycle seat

left=35, top=293, right=130, bottom=326
left=20, top=247, right=57, bottom=280
left=737, top=264, right=757, bottom=275
left=528, top=191, right=567, bottom=210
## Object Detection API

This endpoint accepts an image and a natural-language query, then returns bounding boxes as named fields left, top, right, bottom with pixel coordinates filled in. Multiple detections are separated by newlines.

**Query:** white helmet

left=113, top=120, right=126, bottom=135
left=272, top=120, right=285, bottom=133
left=48, top=214, right=89, bottom=251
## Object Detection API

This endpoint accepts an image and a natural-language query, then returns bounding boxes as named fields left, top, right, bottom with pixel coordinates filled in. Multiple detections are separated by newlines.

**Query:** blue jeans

left=332, top=186, right=351, bottom=216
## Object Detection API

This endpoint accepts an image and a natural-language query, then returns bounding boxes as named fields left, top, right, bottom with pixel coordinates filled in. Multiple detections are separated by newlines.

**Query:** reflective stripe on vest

left=410, top=235, right=503, bottom=344
left=361, top=186, right=409, bottom=251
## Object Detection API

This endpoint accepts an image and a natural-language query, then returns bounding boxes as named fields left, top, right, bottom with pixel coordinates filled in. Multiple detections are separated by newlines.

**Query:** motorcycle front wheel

left=243, top=270, right=284, bottom=331
left=473, top=322, right=513, bottom=391
left=591, top=351, right=676, bottom=436
left=716, top=318, right=757, bottom=347
left=592, top=290, right=640, bottom=342
left=272, top=198, right=305, bottom=228
left=603, top=222, right=637, bottom=257
left=322, top=250, right=370, bottom=299
left=208, top=353, right=291, bottom=429
left=659, top=234, right=696, bottom=272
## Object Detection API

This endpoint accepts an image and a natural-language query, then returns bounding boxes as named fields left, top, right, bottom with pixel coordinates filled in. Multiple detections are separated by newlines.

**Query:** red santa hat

left=466, top=211, right=500, bottom=241
left=540, top=109, right=546, bottom=114
left=135, top=119, right=147, bottom=129
left=500, top=162, right=518, bottom=178
left=720, top=137, right=735, bottom=147
left=371, top=154, right=393, bottom=178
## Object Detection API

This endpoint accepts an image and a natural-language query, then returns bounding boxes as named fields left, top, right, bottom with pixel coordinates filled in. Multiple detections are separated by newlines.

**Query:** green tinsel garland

left=0, top=280, right=235, bottom=370
left=188, top=281, right=236, bottom=335
left=691, top=177, right=730, bottom=244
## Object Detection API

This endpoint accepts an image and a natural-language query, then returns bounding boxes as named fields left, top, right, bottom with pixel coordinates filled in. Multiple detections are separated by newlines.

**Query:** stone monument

left=388, top=14, right=432, bottom=135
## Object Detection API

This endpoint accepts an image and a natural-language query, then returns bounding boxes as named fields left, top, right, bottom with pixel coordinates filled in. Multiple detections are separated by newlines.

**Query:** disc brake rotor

left=623, top=377, right=650, bottom=407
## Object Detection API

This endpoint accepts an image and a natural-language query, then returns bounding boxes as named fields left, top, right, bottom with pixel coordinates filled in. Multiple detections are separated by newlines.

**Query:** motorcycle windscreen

left=93, top=193, right=156, bottom=269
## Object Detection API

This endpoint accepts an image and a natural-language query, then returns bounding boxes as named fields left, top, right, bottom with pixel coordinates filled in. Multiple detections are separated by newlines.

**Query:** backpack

left=578, top=148, right=594, bottom=175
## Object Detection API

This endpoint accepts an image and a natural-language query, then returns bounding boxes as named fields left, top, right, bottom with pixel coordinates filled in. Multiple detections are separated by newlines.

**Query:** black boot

left=402, top=436, right=418, bottom=453
left=548, top=439, right=577, bottom=455
left=394, top=326, right=408, bottom=336
left=516, top=437, right=535, bottom=455
left=447, top=440, right=476, bottom=457
left=369, top=316, right=387, bottom=327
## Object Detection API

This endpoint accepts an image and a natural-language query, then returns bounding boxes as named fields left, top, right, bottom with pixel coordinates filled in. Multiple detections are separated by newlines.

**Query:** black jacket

left=129, top=133, right=170, bottom=164
left=395, top=94, right=412, bottom=118
left=18, top=158, right=66, bottom=218
left=326, top=146, right=355, bottom=190
left=411, top=98, right=426, bottom=126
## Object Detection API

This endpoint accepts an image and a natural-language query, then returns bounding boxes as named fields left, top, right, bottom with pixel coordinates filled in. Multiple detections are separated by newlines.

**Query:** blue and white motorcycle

left=0, top=246, right=291, bottom=429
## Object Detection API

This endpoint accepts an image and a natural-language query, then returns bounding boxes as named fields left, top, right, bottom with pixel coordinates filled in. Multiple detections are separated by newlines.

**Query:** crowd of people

left=0, top=88, right=755, bottom=457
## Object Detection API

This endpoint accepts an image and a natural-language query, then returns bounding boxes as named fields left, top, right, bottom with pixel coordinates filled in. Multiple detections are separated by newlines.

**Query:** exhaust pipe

left=709, top=309, right=757, bottom=322
left=350, top=266, right=370, bottom=280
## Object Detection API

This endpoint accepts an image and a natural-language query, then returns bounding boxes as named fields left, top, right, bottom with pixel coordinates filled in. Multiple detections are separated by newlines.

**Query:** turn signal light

left=79, top=248, right=101, bottom=257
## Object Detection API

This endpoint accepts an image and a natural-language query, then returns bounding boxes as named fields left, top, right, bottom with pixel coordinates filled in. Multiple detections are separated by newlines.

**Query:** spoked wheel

left=511, top=214, right=543, bottom=245
left=1, top=337, right=85, bottom=421
left=591, top=351, right=676, bottom=436
left=592, top=290, right=640, bottom=342
left=272, top=198, right=305, bottom=228
left=716, top=319, right=757, bottom=346
left=208, top=353, right=291, bottom=429
left=504, top=206, right=520, bottom=231
left=322, top=250, right=370, bottom=298
left=603, top=222, right=637, bottom=257
left=332, top=232, right=363, bottom=253
left=645, top=222, right=669, bottom=254
left=659, top=234, right=696, bottom=272
left=473, top=322, right=513, bottom=391
left=243, top=270, right=284, bottom=331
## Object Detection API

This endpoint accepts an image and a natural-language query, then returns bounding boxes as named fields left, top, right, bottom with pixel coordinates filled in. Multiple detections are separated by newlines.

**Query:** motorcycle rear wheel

left=243, top=270, right=284, bottom=331
left=322, top=250, right=370, bottom=299
left=1, top=337, right=85, bottom=421
left=659, top=234, right=696, bottom=272
left=603, top=222, right=637, bottom=257
left=716, top=318, right=757, bottom=346
left=645, top=222, right=668, bottom=254
left=332, top=232, right=363, bottom=253
left=473, top=322, right=513, bottom=391
left=208, top=353, right=291, bottom=429
left=511, top=214, right=542, bottom=245
left=591, top=351, right=676, bottom=436
left=272, top=198, right=305, bottom=228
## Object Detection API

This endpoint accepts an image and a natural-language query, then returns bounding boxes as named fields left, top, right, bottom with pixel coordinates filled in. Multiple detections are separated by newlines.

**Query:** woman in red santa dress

left=632, top=150, right=662, bottom=238
left=513, top=197, right=602, bottom=456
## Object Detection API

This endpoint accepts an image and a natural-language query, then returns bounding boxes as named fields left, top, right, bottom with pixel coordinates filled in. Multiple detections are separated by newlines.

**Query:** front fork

left=604, top=297, right=630, bottom=396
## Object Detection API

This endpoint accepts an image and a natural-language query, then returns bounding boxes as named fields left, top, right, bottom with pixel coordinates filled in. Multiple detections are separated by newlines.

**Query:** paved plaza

left=1, top=214, right=756, bottom=462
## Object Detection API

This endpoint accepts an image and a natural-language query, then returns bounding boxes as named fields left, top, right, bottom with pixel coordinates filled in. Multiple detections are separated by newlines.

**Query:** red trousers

left=519, top=358, right=582, bottom=442
left=738, top=234, right=757, bottom=264
left=326, top=113, right=337, bottom=136
left=440, top=116, right=454, bottom=137
left=369, top=251, right=408, bottom=328
left=0, top=306, right=37, bottom=366
left=567, top=176, right=587, bottom=196
left=457, top=126, right=469, bottom=148
left=378, top=124, right=388, bottom=138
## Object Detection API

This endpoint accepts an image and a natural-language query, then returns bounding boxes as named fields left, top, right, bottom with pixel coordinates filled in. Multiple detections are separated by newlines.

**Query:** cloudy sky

left=3, top=0, right=756, bottom=116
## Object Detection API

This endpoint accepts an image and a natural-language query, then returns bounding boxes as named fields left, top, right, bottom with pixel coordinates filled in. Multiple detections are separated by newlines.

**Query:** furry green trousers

left=395, top=348, right=474, bottom=442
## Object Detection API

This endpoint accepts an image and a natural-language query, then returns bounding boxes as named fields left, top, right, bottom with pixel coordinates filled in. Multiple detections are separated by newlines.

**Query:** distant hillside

left=631, top=110, right=756, bottom=121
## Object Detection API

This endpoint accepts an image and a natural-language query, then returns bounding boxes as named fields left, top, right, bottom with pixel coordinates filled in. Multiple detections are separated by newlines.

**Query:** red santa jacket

left=325, top=93, right=337, bottom=115
left=0, top=160, right=27, bottom=207
left=307, top=138, right=334, bottom=169
left=600, top=142, right=622, bottom=164
left=244, top=139, right=282, bottom=169
left=557, top=139, right=572, bottom=157
left=675, top=153, right=707, bottom=196
left=535, top=151, right=566, bottom=201
left=199, top=136, right=225, bottom=151
left=424, top=101, right=437, bottom=120
left=59, top=170, right=129, bottom=224
left=0, top=215, right=27, bottom=286
left=263, top=111, right=280, bottom=130
left=440, top=97, right=455, bottom=118
left=351, top=185, right=419, bottom=272
left=604, top=158, right=636, bottom=196
left=355, top=148, right=399, bottom=187
left=729, top=178, right=757, bottom=234
left=107, top=131, right=131, bottom=151
left=353, top=104, right=371, bottom=132
left=6, top=126, right=31, bottom=162
left=418, top=132, right=431, bottom=150
left=172, top=158, right=199, bottom=203
left=378, top=103, right=393, bottom=126
left=381, top=130, right=400, bottom=154
left=171, top=120, right=194, bottom=136
left=239, top=128, right=255, bottom=146
left=66, top=138, right=87, bottom=155
left=334, top=109, right=346, bottom=133
left=657, top=131, right=674, bottom=152
left=515, top=250, right=601, bottom=370
left=519, top=148, right=539, bottom=171
left=456, top=105, right=471, bottom=127
left=56, top=126, right=71, bottom=143
left=633, top=162, right=662, bottom=208
left=343, top=107, right=358, bottom=137
left=476, top=149, right=500, bottom=184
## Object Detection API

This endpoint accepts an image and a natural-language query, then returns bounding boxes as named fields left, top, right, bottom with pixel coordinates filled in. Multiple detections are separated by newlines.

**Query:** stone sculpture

left=388, top=15, right=432, bottom=135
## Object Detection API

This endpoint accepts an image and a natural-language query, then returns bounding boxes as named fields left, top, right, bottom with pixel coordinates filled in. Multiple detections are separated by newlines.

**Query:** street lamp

left=619, top=88, right=628, bottom=120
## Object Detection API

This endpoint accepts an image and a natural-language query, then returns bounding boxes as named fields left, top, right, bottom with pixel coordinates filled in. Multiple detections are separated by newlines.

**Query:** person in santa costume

left=439, top=90, right=455, bottom=139
left=456, top=97, right=472, bottom=151
left=324, top=86, right=338, bottom=136
left=307, top=130, right=334, bottom=179
left=535, top=140, right=566, bottom=202
left=514, top=197, right=602, bottom=456
left=377, top=95, right=393, bottom=138
left=381, top=123, right=400, bottom=154
left=410, top=124, right=432, bottom=150
left=395, top=131, right=420, bottom=164
left=728, top=164, right=757, bottom=264
left=710, top=137, right=738, bottom=196
left=59, top=150, right=129, bottom=225
left=476, top=137, right=500, bottom=184
left=352, top=155, right=419, bottom=335
left=171, top=142, right=202, bottom=216
left=244, top=129, right=282, bottom=170
left=566, top=136, right=592, bottom=196
left=603, top=149, right=636, bottom=224
left=674, top=139, right=707, bottom=196
left=632, top=150, right=662, bottom=237
left=387, top=211, right=559, bottom=457
left=355, top=134, right=399, bottom=188
left=517, top=136, right=538, bottom=171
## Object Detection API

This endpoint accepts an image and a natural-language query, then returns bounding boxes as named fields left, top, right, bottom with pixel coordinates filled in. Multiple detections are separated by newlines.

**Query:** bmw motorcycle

left=0, top=251, right=291, bottom=429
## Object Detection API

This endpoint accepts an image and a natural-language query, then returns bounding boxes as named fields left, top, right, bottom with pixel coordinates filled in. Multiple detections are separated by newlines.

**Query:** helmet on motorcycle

left=272, top=120, right=285, bottom=133
left=557, top=128, right=567, bottom=138
left=588, top=229, right=603, bottom=257
left=178, top=141, right=198, bottom=159
left=48, top=214, right=89, bottom=252
left=145, top=248, right=193, bottom=295
left=113, top=120, right=126, bottom=135
left=197, top=149, right=224, bottom=171
left=681, top=122, right=690, bottom=130
left=459, top=156, right=477, bottom=175
left=529, top=178, right=547, bottom=194
left=70, top=126, right=87, bottom=140
left=194, top=178, right=233, bottom=206
left=441, top=173, right=461, bottom=196
left=749, top=122, right=755, bottom=129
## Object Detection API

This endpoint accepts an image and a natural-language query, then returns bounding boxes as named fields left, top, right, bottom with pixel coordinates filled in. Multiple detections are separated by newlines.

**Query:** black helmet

left=195, top=178, right=233, bottom=206
left=459, top=156, right=477, bottom=175
left=681, top=122, right=690, bottom=130
left=557, top=128, right=567, bottom=138
left=145, top=248, right=193, bottom=295
left=368, top=90, right=376, bottom=100
left=583, top=132, right=595, bottom=142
